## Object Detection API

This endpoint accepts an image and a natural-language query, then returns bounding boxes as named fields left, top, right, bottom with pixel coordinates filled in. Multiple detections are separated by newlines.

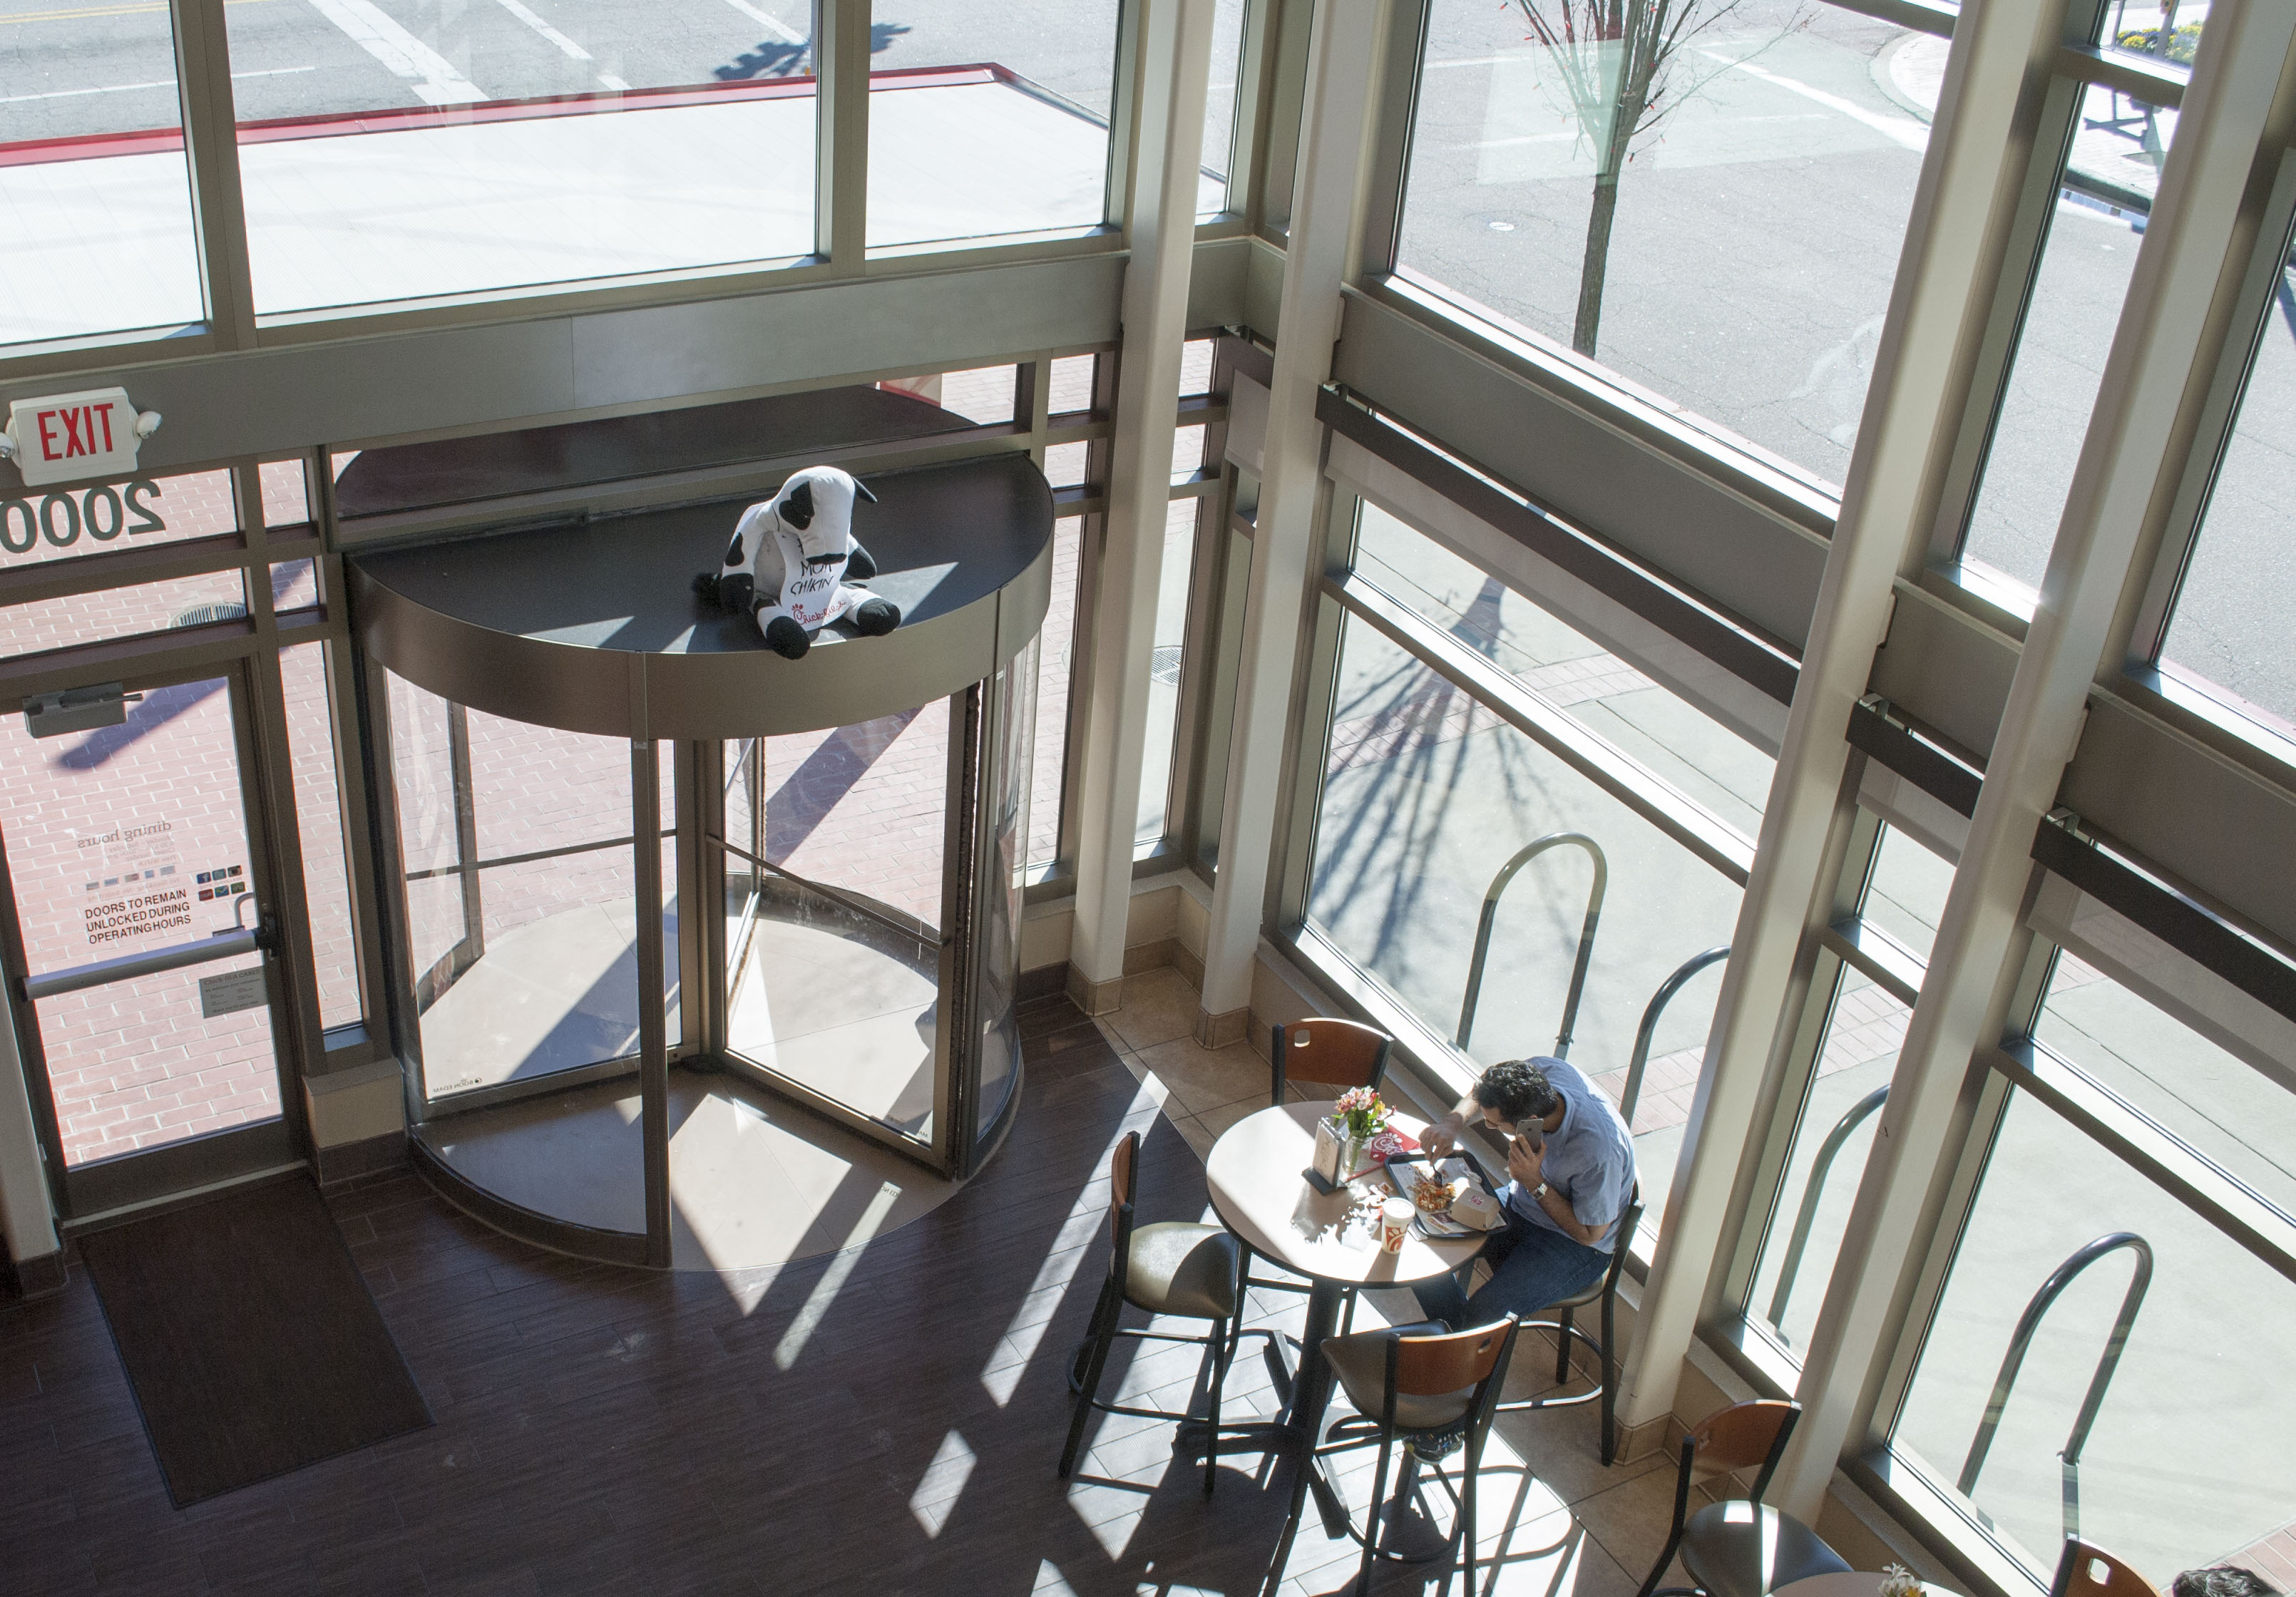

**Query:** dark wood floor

left=0, top=995, right=1662, bottom=1595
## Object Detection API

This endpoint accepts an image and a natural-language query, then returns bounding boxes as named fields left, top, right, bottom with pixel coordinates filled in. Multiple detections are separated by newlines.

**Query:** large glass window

left=2158, top=220, right=2296, bottom=734
left=867, top=0, right=1127, bottom=249
left=225, top=0, right=816, bottom=313
left=1137, top=498, right=1200, bottom=846
left=1199, top=0, right=1249, bottom=217
left=1893, top=1086, right=2295, bottom=1583
left=1029, top=518, right=1082, bottom=870
left=1958, top=192, right=2144, bottom=594
left=1394, top=0, right=1930, bottom=488
left=0, top=1, right=205, bottom=345
left=1742, top=821, right=1943, bottom=1358
left=1303, top=612, right=1743, bottom=1236
left=1353, top=503, right=1773, bottom=840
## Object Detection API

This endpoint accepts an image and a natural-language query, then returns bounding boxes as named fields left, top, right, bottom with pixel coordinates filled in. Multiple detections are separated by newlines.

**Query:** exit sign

left=4, top=388, right=155, bottom=488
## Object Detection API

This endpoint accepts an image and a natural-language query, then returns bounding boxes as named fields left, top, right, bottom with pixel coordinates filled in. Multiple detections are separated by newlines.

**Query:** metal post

left=1196, top=0, right=1387, bottom=1045
left=1615, top=0, right=2094, bottom=1458
left=1067, top=0, right=1219, bottom=1014
left=1773, top=0, right=2296, bottom=1516
left=632, top=733, right=670, bottom=1267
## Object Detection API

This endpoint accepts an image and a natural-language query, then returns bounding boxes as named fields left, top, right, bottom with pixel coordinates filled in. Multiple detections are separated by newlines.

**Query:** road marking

left=303, top=0, right=486, bottom=106
left=1701, top=50, right=1927, bottom=150
left=490, top=0, right=589, bottom=61
left=595, top=72, right=630, bottom=91
left=718, top=0, right=804, bottom=46
left=0, top=64, right=310, bottom=103
left=0, top=0, right=272, bottom=24
left=1455, top=112, right=1823, bottom=151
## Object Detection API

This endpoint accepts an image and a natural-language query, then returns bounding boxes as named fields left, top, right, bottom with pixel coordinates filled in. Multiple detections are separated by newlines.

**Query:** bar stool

left=1241, top=1018, right=1393, bottom=1341
left=1636, top=1400, right=1849, bottom=1597
left=1060, top=1131, right=1243, bottom=1496
left=1497, top=1185, right=1642, bottom=1463
left=1270, top=1315, right=1520, bottom=1597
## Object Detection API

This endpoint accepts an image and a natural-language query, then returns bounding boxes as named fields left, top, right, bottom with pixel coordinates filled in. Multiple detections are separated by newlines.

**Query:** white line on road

left=1701, top=50, right=1927, bottom=150
left=303, top=0, right=486, bottom=106
left=595, top=72, right=630, bottom=91
left=719, top=0, right=804, bottom=46
left=0, top=65, right=314, bottom=104
left=1452, top=115, right=1829, bottom=151
left=490, top=0, right=589, bottom=61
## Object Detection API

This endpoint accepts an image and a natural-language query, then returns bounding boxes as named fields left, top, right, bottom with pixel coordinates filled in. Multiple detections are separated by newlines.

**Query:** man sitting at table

left=1413, top=1055, right=1636, bottom=1331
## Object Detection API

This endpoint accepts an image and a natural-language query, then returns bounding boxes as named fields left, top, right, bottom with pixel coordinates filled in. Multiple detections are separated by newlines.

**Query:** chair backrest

left=1105, top=1131, right=1140, bottom=1262
left=2052, top=1542, right=2163, bottom=1597
left=1271, top=1018, right=1393, bottom=1106
left=1389, top=1317, right=1516, bottom=1395
left=1597, top=1186, right=1644, bottom=1298
left=1378, top=1315, right=1521, bottom=1440
left=1685, top=1399, right=1800, bottom=1501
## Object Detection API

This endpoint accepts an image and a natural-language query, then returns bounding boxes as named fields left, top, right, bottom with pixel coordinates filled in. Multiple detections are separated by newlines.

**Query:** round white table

left=1197, top=1102, right=1487, bottom=1534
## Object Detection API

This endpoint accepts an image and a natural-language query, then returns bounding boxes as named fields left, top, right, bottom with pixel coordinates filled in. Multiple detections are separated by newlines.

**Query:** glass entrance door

left=0, top=667, right=297, bottom=1216
left=716, top=697, right=960, bottom=1160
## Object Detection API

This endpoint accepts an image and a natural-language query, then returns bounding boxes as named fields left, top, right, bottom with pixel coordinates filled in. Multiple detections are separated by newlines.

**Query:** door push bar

left=22, top=921, right=275, bottom=1002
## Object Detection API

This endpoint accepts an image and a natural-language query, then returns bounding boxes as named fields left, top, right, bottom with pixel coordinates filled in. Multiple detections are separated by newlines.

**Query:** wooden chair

left=2052, top=1541, right=2164, bottom=1597
left=1270, top=1315, right=1521, bottom=1597
left=1241, top=1019, right=1394, bottom=1343
left=1060, top=1131, right=1245, bottom=1496
left=1497, top=1185, right=1643, bottom=1463
left=1636, top=1400, right=1850, bottom=1597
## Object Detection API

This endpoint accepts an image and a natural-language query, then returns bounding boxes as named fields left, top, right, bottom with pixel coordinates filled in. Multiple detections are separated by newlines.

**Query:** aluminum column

left=1613, top=0, right=2079, bottom=1453
left=1067, top=0, right=1218, bottom=1013
left=1194, top=0, right=1385, bottom=1044
left=1773, top=0, right=2296, bottom=1516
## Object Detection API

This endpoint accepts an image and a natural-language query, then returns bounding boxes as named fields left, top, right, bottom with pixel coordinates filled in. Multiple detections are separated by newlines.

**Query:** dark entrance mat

left=77, top=1175, right=432, bottom=1506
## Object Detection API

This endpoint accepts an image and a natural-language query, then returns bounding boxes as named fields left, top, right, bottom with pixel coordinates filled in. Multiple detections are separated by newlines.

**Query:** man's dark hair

left=2175, top=1571, right=2281, bottom=1597
left=1472, top=1059, right=1559, bottom=1127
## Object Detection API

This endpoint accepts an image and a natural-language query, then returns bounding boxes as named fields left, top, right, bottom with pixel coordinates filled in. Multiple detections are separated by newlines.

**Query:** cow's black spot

left=781, top=481, right=815, bottom=530
left=724, top=533, right=745, bottom=567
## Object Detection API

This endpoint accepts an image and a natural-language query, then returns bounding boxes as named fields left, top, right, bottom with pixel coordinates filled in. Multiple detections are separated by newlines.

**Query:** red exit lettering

left=34, top=403, right=118, bottom=462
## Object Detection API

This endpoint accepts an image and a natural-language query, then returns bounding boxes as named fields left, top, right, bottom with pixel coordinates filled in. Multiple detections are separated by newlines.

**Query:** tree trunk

left=1572, top=47, right=1651, bottom=359
left=1574, top=170, right=1623, bottom=357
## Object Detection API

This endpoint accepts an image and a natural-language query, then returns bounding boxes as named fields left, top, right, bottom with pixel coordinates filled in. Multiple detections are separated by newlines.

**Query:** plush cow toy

left=691, top=466, right=901, bottom=659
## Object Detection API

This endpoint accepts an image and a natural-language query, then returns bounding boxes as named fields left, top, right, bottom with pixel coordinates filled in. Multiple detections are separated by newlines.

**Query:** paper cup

left=1380, top=1196, right=1413, bottom=1253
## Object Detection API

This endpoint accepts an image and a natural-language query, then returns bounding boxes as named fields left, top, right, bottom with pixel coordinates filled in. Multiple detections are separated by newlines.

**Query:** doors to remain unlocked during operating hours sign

left=198, top=967, right=268, bottom=1019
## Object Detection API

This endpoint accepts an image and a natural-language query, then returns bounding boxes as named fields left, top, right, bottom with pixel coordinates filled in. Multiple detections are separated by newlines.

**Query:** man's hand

left=1505, top=1131, right=1544, bottom=1189
left=1422, top=1113, right=1466, bottom=1159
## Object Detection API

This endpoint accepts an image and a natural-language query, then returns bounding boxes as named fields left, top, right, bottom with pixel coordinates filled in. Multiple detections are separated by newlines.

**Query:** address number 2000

left=0, top=481, right=167, bottom=553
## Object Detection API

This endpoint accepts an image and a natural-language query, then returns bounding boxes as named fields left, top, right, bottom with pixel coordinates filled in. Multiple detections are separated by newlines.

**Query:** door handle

left=255, top=914, right=282, bottom=955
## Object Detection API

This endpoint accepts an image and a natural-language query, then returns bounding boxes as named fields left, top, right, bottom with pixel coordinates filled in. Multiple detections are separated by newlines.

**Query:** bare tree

left=1510, top=0, right=1803, bottom=358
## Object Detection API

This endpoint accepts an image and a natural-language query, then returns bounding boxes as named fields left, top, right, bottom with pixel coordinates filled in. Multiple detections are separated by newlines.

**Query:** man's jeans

left=1410, top=1203, right=1610, bottom=1330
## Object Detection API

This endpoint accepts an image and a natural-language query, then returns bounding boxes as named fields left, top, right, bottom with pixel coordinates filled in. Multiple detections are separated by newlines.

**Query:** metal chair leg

left=1059, top=1275, right=1122, bottom=1479
left=1598, top=1294, right=1621, bottom=1466
left=1553, top=1305, right=1575, bottom=1385
left=1460, top=1433, right=1481, bottom=1597
left=1202, top=1315, right=1226, bottom=1499
left=1357, top=1432, right=1395, bottom=1597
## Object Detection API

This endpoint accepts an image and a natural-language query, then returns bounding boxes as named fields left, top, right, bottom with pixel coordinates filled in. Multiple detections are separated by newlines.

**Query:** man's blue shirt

left=1497, top=1057, right=1637, bottom=1253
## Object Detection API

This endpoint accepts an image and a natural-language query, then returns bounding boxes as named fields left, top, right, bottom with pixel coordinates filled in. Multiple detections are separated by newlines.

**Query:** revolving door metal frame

left=364, top=657, right=1029, bottom=1266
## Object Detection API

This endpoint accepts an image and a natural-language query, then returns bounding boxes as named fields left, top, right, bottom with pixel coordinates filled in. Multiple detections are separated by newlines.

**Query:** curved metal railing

left=1764, top=1083, right=1889, bottom=1329
left=1455, top=832, right=1606, bottom=1057
left=1958, top=1231, right=2153, bottom=1542
left=1616, top=945, right=1729, bottom=1124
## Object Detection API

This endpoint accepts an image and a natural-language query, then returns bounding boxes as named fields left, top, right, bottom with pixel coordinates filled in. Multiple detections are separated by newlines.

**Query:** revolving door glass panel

left=719, top=699, right=951, bottom=1148
left=388, top=671, right=680, bottom=1103
left=972, top=640, right=1037, bottom=1153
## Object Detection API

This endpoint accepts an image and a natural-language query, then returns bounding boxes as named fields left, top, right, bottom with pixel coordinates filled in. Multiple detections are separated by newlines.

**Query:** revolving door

left=349, top=445, right=1052, bottom=1268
